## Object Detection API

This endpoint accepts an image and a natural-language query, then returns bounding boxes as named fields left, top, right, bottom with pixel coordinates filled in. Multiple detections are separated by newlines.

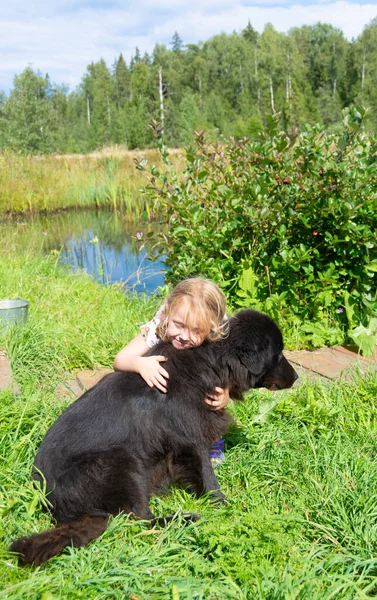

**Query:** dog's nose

left=293, top=370, right=299, bottom=381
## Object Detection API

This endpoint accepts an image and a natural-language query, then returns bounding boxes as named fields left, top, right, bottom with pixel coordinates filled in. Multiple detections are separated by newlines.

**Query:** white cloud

left=0, top=1, right=376, bottom=93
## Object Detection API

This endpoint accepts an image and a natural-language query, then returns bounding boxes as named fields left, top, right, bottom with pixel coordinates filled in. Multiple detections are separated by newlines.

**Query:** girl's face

left=166, top=301, right=205, bottom=350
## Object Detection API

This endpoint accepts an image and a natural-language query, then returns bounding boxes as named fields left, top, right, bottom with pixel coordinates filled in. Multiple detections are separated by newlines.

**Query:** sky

left=1, top=0, right=377, bottom=94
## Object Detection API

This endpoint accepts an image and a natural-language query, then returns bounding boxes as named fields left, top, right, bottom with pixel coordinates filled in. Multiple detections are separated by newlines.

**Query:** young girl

left=113, top=278, right=231, bottom=464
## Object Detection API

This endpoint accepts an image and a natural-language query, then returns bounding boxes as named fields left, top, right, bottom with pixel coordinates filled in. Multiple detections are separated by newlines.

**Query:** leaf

left=365, top=262, right=377, bottom=272
left=238, top=263, right=258, bottom=297
left=344, top=292, right=358, bottom=328
left=337, top=137, right=347, bottom=152
left=349, top=331, right=375, bottom=357
left=251, top=399, right=280, bottom=425
left=172, top=226, right=189, bottom=235
left=349, top=320, right=377, bottom=357
left=217, top=184, right=234, bottom=197
left=27, top=491, right=41, bottom=517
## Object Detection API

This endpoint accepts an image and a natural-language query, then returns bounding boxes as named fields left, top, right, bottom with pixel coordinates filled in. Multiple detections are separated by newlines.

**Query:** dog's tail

left=10, top=514, right=109, bottom=566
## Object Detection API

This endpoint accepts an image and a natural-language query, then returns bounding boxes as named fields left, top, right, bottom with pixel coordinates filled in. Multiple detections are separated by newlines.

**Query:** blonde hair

left=157, top=278, right=229, bottom=342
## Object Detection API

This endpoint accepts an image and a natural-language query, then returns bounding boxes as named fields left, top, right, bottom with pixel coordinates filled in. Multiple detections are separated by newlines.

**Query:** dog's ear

left=224, top=345, right=269, bottom=398
left=225, top=354, right=254, bottom=399
left=237, top=344, right=270, bottom=377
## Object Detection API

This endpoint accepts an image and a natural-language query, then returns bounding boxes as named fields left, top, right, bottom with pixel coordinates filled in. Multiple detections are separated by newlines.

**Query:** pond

left=1, top=210, right=166, bottom=293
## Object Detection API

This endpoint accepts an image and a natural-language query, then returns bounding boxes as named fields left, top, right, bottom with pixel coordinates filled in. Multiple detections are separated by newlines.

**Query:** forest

left=1, top=18, right=377, bottom=154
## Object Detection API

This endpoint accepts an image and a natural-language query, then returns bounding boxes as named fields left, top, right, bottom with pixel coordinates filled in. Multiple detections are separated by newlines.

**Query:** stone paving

left=53, top=368, right=113, bottom=401
left=285, top=345, right=377, bottom=384
left=0, top=346, right=376, bottom=400
left=0, top=350, right=20, bottom=396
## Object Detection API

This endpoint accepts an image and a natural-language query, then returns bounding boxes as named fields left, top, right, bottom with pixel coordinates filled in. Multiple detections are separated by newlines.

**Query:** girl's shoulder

left=140, top=303, right=166, bottom=348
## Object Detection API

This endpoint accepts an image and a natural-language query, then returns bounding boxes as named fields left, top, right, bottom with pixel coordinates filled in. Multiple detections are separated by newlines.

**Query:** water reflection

left=61, top=224, right=166, bottom=292
left=1, top=210, right=166, bottom=293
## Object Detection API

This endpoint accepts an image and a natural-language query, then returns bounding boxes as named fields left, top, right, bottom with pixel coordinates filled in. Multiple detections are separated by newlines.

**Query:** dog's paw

left=210, top=490, right=227, bottom=504
left=181, top=512, right=201, bottom=522
left=153, top=512, right=201, bottom=527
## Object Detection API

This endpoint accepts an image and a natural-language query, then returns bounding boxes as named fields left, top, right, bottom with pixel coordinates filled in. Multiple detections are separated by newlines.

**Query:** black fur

left=10, top=309, right=297, bottom=566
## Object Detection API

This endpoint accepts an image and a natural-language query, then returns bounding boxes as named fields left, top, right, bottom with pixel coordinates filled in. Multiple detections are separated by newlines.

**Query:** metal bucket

left=0, top=299, right=30, bottom=331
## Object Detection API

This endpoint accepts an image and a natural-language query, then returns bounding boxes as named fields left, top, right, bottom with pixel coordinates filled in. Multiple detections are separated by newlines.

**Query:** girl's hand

left=138, top=356, right=169, bottom=393
left=205, top=386, right=230, bottom=411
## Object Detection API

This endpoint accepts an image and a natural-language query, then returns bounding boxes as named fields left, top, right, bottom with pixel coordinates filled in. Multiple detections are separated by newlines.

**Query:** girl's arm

left=113, top=333, right=169, bottom=393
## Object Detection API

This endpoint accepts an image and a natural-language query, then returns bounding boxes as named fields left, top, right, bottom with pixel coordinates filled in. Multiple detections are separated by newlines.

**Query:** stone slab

left=332, top=345, right=376, bottom=364
left=54, top=378, right=83, bottom=402
left=76, top=368, right=113, bottom=391
left=0, top=350, right=20, bottom=395
left=285, top=347, right=377, bottom=381
left=290, top=364, right=328, bottom=386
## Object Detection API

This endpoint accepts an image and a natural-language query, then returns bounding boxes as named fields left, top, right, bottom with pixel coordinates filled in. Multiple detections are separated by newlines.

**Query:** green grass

left=1, top=245, right=377, bottom=598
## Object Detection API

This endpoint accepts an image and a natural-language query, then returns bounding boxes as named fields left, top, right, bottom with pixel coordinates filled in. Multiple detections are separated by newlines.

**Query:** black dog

left=10, top=309, right=297, bottom=566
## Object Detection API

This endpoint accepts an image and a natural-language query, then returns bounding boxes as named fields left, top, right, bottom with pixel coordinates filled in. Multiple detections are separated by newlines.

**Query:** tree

left=171, top=32, right=184, bottom=53
left=152, top=42, right=186, bottom=143
left=349, top=19, right=377, bottom=127
left=123, top=98, right=152, bottom=148
left=0, top=91, right=6, bottom=148
left=177, top=91, right=201, bottom=145
left=83, top=59, right=117, bottom=147
left=3, top=67, right=56, bottom=153
left=134, top=47, right=142, bottom=63
left=241, top=22, right=260, bottom=108
left=258, top=24, right=285, bottom=114
left=281, top=31, right=314, bottom=128
left=185, top=44, right=208, bottom=113
left=242, top=21, right=259, bottom=45
left=114, top=53, right=131, bottom=109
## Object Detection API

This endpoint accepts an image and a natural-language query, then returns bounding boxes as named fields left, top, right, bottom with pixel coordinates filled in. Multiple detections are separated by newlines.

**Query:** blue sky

left=1, top=0, right=376, bottom=94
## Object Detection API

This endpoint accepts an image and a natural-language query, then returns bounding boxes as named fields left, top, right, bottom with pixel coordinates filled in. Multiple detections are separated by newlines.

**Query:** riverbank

left=0, top=147, right=184, bottom=218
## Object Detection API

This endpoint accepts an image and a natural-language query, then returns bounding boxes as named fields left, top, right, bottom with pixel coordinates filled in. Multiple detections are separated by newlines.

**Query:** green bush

left=139, top=110, right=377, bottom=349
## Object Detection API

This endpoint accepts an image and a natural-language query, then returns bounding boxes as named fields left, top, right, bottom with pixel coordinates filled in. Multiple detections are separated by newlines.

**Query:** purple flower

left=338, top=307, right=344, bottom=313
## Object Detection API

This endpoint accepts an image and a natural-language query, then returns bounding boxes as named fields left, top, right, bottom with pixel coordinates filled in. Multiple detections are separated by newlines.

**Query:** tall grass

left=1, top=238, right=377, bottom=598
left=0, top=148, right=184, bottom=218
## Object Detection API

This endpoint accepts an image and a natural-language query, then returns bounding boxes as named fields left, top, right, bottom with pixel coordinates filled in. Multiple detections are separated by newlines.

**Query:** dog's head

left=221, top=309, right=297, bottom=398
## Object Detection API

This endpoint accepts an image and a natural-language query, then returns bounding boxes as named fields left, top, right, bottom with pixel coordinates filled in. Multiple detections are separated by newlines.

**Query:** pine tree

left=134, top=47, right=141, bottom=63
left=171, top=32, right=184, bottom=53
left=242, top=21, right=258, bottom=45
left=114, top=53, right=131, bottom=109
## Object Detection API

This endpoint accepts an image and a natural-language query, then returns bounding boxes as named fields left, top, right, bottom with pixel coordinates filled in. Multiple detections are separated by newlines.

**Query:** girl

left=113, top=278, right=231, bottom=464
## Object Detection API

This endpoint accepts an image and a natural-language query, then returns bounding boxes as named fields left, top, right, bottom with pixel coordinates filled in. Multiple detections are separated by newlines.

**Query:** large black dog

left=10, top=309, right=297, bottom=566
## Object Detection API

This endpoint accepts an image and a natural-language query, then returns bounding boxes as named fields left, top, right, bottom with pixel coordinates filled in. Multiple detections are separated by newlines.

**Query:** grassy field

left=0, top=147, right=184, bottom=218
left=1, top=241, right=377, bottom=599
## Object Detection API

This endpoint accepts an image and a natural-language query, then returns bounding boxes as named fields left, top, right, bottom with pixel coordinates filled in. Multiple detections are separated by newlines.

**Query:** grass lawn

left=1, top=247, right=377, bottom=599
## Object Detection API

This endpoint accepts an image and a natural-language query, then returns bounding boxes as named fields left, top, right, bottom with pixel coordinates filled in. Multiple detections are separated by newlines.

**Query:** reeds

left=0, top=147, right=184, bottom=219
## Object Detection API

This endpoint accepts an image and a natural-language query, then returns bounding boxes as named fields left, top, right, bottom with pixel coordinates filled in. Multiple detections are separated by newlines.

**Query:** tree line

left=1, top=19, right=377, bottom=154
